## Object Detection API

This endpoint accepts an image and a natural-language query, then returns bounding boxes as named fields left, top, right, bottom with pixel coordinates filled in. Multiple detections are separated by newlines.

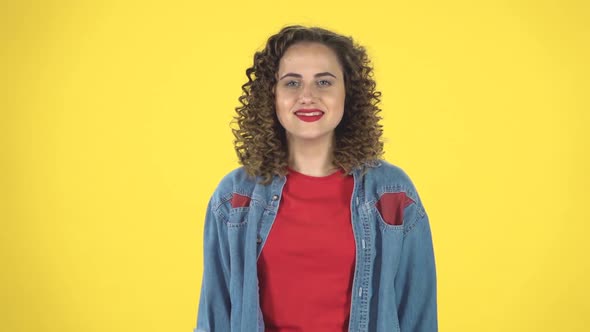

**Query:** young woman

left=195, top=25, right=437, bottom=332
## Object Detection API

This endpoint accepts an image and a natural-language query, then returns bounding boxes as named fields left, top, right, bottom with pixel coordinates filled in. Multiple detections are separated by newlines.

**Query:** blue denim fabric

left=194, top=160, right=437, bottom=332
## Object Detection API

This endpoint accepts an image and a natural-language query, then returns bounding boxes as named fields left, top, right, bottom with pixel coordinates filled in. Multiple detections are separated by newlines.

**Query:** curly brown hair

left=232, top=25, right=384, bottom=184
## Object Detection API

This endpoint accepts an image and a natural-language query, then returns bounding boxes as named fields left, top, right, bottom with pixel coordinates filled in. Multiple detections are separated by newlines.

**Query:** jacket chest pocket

left=369, top=203, right=405, bottom=274
left=227, top=208, right=250, bottom=227
left=225, top=192, right=255, bottom=227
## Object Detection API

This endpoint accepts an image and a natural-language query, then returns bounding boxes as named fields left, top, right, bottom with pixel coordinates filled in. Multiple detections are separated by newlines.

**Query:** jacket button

left=272, top=194, right=279, bottom=201
left=257, top=236, right=262, bottom=244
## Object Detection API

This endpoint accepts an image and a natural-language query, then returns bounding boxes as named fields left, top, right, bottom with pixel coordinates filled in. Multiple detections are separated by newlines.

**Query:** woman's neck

left=286, top=135, right=338, bottom=177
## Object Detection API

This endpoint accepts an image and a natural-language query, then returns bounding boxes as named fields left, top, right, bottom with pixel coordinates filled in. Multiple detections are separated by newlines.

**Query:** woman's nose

left=298, top=84, right=315, bottom=103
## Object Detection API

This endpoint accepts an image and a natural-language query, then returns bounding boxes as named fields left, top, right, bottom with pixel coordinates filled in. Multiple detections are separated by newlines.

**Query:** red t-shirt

left=257, top=167, right=356, bottom=331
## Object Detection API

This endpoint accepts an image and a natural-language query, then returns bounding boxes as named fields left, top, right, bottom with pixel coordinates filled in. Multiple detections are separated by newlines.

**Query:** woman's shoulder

left=213, top=166, right=257, bottom=192
left=207, top=166, right=271, bottom=213
left=365, top=159, right=415, bottom=185
left=208, top=166, right=261, bottom=202
left=363, top=159, right=424, bottom=202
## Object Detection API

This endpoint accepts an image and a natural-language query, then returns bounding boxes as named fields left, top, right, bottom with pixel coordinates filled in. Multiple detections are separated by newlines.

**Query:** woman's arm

left=194, top=198, right=231, bottom=332
left=395, top=211, right=438, bottom=331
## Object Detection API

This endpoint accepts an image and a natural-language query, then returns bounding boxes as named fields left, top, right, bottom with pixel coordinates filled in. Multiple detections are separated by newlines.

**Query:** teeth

left=296, top=112, right=323, bottom=116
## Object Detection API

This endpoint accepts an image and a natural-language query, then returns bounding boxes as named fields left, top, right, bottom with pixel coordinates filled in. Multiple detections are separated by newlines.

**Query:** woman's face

left=274, top=42, right=345, bottom=145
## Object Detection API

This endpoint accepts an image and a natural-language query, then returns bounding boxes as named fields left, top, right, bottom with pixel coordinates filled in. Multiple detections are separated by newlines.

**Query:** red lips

left=294, top=109, right=324, bottom=122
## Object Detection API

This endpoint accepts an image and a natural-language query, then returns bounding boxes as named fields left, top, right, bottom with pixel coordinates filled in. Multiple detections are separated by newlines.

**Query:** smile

left=294, top=109, right=324, bottom=122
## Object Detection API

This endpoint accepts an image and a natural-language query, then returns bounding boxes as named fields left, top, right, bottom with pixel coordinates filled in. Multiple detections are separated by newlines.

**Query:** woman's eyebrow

left=279, top=72, right=337, bottom=80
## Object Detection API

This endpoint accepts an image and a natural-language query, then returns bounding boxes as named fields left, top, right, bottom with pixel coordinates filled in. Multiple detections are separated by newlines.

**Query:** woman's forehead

left=278, top=42, right=343, bottom=76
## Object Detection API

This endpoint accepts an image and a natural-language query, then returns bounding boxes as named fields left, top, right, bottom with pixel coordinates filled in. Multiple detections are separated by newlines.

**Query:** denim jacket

left=194, top=160, right=437, bottom=332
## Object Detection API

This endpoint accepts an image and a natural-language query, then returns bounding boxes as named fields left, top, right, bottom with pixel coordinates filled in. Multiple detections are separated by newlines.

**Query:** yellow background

left=2, top=0, right=588, bottom=331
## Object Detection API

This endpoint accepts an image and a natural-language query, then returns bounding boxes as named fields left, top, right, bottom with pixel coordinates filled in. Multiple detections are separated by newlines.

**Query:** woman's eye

left=285, top=80, right=300, bottom=87
left=318, top=80, right=332, bottom=86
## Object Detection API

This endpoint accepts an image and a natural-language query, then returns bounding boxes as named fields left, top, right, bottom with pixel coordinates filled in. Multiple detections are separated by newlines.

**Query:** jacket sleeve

left=395, top=210, right=438, bottom=331
left=194, top=198, right=231, bottom=332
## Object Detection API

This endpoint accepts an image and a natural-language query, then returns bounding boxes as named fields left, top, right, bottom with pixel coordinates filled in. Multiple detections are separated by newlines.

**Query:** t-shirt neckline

left=286, top=167, right=346, bottom=181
